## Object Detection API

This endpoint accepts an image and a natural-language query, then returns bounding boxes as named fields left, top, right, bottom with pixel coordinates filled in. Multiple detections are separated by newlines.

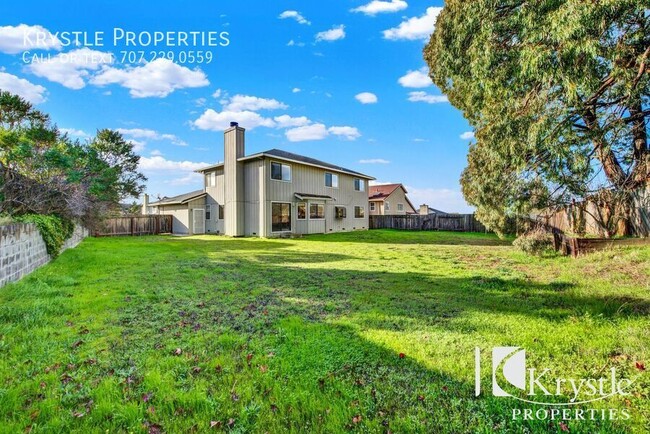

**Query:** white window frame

left=205, top=204, right=212, bottom=220
left=370, top=202, right=376, bottom=212
left=271, top=201, right=292, bottom=233
left=297, top=202, right=307, bottom=220
left=325, top=172, right=339, bottom=188
left=354, top=206, right=365, bottom=219
left=354, top=178, right=365, bottom=192
left=270, top=161, right=292, bottom=182
left=309, top=202, right=325, bottom=220
left=397, top=203, right=404, bottom=212
left=385, top=201, right=390, bottom=211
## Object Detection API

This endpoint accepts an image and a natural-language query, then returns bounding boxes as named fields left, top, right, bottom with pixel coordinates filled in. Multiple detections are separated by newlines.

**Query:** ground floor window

left=297, top=202, right=306, bottom=219
left=355, top=206, right=365, bottom=218
left=205, top=204, right=211, bottom=220
left=218, top=205, right=224, bottom=219
left=272, top=202, right=291, bottom=232
left=310, top=203, right=325, bottom=219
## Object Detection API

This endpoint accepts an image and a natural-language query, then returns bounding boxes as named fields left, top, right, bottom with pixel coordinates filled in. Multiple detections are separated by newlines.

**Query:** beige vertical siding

left=243, top=159, right=263, bottom=236
left=157, top=205, right=190, bottom=234
left=224, top=126, right=245, bottom=236
left=263, top=159, right=369, bottom=236
left=384, top=188, right=415, bottom=215
left=205, top=167, right=225, bottom=234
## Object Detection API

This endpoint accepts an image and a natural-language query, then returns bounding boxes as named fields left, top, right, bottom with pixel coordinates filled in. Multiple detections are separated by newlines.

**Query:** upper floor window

left=271, top=162, right=291, bottom=181
left=354, top=178, right=364, bottom=192
left=206, top=172, right=216, bottom=187
left=385, top=201, right=390, bottom=211
left=325, top=172, right=339, bottom=188
left=397, top=203, right=404, bottom=212
left=370, top=202, right=376, bottom=211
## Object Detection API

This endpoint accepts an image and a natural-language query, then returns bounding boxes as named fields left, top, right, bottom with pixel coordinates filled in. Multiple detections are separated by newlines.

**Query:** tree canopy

left=424, top=0, right=649, bottom=236
left=0, top=91, right=146, bottom=226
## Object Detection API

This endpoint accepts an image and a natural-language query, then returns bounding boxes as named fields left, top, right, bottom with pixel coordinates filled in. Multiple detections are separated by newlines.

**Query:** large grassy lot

left=0, top=230, right=648, bottom=433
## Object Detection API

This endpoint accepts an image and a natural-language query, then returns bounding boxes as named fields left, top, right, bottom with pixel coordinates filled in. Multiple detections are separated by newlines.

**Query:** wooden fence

left=94, top=215, right=173, bottom=237
left=369, top=214, right=487, bottom=232
left=552, top=230, right=650, bottom=257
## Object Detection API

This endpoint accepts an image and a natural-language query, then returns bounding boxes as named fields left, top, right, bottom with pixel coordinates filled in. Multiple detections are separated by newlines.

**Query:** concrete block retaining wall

left=0, top=223, right=88, bottom=288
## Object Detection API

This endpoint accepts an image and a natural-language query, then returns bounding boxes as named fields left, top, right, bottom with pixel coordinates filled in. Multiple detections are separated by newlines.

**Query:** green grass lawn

left=0, top=230, right=648, bottom=433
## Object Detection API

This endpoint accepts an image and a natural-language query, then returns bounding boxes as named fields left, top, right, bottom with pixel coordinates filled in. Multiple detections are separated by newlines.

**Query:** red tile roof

left=368, top=183, right=403, bottom=201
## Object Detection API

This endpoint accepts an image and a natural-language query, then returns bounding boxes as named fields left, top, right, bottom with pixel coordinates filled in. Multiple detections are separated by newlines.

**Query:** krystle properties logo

left=475, top=347, right=634, bottom=406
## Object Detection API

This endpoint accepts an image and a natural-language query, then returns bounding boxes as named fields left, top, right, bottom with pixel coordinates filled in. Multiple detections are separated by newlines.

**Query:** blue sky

left=0, top=0, right=475, bottom=212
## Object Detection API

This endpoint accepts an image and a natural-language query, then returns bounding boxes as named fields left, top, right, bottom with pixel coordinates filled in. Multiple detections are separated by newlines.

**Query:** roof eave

left=238, top=153, right=375, bottom=180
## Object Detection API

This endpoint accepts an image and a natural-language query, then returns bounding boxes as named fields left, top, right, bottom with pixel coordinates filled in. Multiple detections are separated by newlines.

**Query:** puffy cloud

left=273, top=115, right=311, bottom=128
left=193, top=109, right=275, bottom=131
left=316, top=25, right=346, bottom=42
left=351, top=0, right=407, bottom=16
left=398, top=67, right=431, bottom=88
left=223, top=94, right=287, bottom=112
left=59, top=128, right=90, bottom=138
left=91, top=58, right=209, bottom=98
left=285, top=123, right=329, bottom=142
left=0, top=72, right=47, bottom=104
left=383, top=6, right=442, bottom=41
left=138, top=155, right=209, bottom=172
left=292, top=87, right=301, bottom=93
left=116, top=128, right=188, bottom=146
left=359, top=158, right=390, bottom=164
left=287, top=39, right=306, bottom=47
left=212, top=88, right=222, bottom=98
left=278, top=10, right=311, bottom=25
left=0, top=24, right=62, bottom=54
left=355, top=92, right=378, bottom=104
left=29, top=48, right=113, bottom=89
left=407, top=91, right=448, bottom=104
left=328, top=126, right=361, bottom=140
left=405, top=185, right=474, bottom=213
left=460, top=131, right=475, bottom=140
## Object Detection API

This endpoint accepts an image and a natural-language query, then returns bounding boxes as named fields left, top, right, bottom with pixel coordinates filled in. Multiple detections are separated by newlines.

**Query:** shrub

left=513, top=228, right=554, bottom=255
left=14, top=214, right=74, bottom=257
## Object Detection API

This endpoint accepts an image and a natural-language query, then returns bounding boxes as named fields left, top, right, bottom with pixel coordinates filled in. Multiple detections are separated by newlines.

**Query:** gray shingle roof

left=149, top=189, right=206, bottom=206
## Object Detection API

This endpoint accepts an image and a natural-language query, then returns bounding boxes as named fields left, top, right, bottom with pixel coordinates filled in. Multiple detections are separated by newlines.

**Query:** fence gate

left=193, top=209, right=205, bottom=234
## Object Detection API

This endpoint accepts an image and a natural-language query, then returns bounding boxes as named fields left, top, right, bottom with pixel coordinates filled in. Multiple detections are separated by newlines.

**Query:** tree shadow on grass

left=303, top=229, right=514, bottom=247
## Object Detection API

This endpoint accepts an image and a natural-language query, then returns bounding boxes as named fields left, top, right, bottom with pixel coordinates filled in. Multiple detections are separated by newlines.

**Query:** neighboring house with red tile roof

left=368, top=183, right=416, bottom=215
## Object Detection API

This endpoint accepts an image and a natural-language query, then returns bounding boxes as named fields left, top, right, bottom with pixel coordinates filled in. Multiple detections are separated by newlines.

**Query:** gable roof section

left=196, top=148, right=374, bottom=180
left=149, top=189, right=206, bottom=206
left=368, top=183, right=403, bottom=201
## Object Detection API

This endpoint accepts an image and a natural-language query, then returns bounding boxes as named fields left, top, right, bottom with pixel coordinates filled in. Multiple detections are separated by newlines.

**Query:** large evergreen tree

left=424, top=1, right=649, bottom=236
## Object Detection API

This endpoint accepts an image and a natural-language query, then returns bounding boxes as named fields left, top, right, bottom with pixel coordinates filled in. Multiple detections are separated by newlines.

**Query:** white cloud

left=328, top=126, right=361, bottom=140
left=355, top=92, right=378, bottom=104
left=128, top=139, right=146, bottom=153
left=138, top=155, right=209, bottom=172
left=359, top=158, right=390, bottom=164
left=398, top=67, right=431, bottom=88
left=150, top=149, right=163, bottom=156
left=405, top=185, right=474, bottom=213
left=0, top=72, right=47, bottom=104
left=287, top=39, right=306, bottom=47
left=413, top=138, right=428, bottom=142
left=351, top=0, right=407, bottom=16
left=407, top=91, right=448, bottom=104
left=212, top=88, right=222, bottom=98
left=285, top=123, right=329, bottom=142
left=223, top=94, right=287, bottom=112
left=383, top=6, right=442, bottom=41
left=116, top=128, right=188, bottom=146
left=273, top=115, right=311, bottom=128
left=0, top=24, right=62, bottom=54
left=278, top=10, right=311, bottom=25
left=316, top=25, right=346, bottom=42
left=369, top=180, right=394, bottom=186
left=91, top=58, right=209, bottom=98
left=292, top=87, right=301, bottom=93
left=168, top=172, right=203, bottom=186
left=60, top=128, right=90, bottom=138
left=193, top=109, right=275, bottom=131
left=29, top=48, right=113, bottom=89
left=460, top=131, right=475, bottom=140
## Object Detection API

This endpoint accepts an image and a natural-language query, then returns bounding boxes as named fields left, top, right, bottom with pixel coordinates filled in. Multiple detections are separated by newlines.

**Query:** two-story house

left=146, top=122, right=374, bottom=237
left=368, top=183, right=416, bottom=215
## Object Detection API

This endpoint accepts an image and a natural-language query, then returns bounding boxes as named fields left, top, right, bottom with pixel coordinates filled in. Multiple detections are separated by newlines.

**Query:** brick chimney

left=224, top=122, right=245, bottom=236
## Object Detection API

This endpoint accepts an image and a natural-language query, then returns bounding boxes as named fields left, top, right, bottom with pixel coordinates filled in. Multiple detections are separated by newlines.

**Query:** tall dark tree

left=0, top=90, right=146, bottom=226
left=424, top=1, right=649, bottom=236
